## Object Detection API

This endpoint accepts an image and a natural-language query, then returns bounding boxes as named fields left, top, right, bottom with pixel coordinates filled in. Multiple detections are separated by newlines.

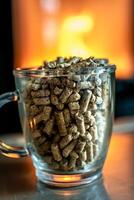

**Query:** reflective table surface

left=0, top=132, right=134, bottom=200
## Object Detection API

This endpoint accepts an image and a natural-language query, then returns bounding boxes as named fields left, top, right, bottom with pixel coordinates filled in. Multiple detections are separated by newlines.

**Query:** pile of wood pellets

left=24, top=56, right=110, bottom=171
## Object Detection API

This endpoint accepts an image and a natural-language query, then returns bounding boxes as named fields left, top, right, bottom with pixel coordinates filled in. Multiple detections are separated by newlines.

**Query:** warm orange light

left=29, top=119, right=34, bottom=130
left=2, top=153, right=20, bottom=158
left=56, top=191, right=76, bottom=196
left=62, top=15, right=94, bottom=33
left=59, top=15, right=94, bottom=58
left=55, top=189, right=79, bottom=196
left=60, top=191, right=75, bottom=196
left=12, top=0, right=133, bottom=79
left=53, top=175, right=81, bottom=182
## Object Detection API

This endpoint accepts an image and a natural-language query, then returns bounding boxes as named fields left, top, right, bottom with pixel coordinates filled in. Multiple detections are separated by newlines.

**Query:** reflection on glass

left=37, top=177, right=110, bottom=200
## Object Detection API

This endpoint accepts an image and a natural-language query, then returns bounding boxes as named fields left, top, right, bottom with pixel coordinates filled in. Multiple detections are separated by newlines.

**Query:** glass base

left=36, top=168, right=102, bottom=187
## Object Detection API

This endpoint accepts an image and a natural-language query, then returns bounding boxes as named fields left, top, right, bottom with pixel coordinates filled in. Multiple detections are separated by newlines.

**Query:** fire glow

left=53, top=174, right=81, bottom=183
left=12, top=0, right=133, bottom=79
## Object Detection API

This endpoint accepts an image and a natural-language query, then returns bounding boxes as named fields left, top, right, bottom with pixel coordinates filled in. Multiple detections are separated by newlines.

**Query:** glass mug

left=0, top=65, right=116, bottom=187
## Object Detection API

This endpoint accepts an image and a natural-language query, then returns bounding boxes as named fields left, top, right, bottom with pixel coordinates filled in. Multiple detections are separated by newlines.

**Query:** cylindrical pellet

left=68, top=124, right=78, bottom=134
left=72, top=131, right=80, bottom=139
left=33, top=97, right=50, bottom=105
left=34, top=112, right=44, bottom=124
left=68, top=151, right=79, bottom=169
left=51, top=143, right=62, bottom=161
left=59, top=134, right=73, bottom=149
left=50, top=94, right=59, bottom=105
left=62, top=140, right=77, bottom=158
left=84, top=111, right=92, bottom=123
left=68, top=102, right=80, bottom=111
left=55, top=111, right=67, bottom=136
left=80, top=90, right=92, bottom=113
left=90, top=116, right=96, bottom=126
left=75, top=114, right=86, bottom=135
left=59, top=88, right=73, bottom=103
left=79, top=150, right=87, bottom=161
left=68, top=157, right=77, bottom=170
left=67, top=92, right=81, bottom=103
left=86, top=143, right=94, bottom=162
left=29, top=105, right=40, bottom=116
left=32, top=130, right=41, bottom=139
left=53, top=86, right=63, bottom=95
left=56, top=103, right=64, bottom=110
left=75, top=140, right=86, bottom=153
left=90, top=125, right=98, bottom=142
left=62, top=78, right=76, bottom=88
left=43, top=117, right=55, bottom=135
left=78, top=82, right=93, bottom=89
left=43, top=106, right=52, bottom=121
left=31, top=89, right=50, bottom=97
left=63, top=108, right=71, bottom=127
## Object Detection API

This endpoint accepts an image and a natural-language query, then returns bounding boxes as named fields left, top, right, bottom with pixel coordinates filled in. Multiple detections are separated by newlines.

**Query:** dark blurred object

left=0, top=0, right=21, bottom=134
left=115, top=79, right=134, bottom=117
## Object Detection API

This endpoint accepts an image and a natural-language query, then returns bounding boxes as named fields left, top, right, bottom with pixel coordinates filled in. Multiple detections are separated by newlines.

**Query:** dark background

left=0, top=0, right=21, bottom=133
left=0, top=0, right=134, bottom=133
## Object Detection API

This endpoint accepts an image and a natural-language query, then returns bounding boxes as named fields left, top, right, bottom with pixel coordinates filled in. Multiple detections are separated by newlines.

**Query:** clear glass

left=13, top=65, right=115, bottom=187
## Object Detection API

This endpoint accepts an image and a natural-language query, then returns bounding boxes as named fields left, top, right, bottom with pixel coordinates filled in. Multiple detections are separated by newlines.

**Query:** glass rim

left=13, top=65, right=116, bottom=78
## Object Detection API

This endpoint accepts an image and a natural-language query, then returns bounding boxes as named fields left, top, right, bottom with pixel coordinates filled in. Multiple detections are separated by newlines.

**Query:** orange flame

left=53, top=175, right=81, bottom=182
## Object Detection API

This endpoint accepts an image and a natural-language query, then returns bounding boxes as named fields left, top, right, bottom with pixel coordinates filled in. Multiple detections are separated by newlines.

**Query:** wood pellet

left=23, top=56, right=110, bottom=171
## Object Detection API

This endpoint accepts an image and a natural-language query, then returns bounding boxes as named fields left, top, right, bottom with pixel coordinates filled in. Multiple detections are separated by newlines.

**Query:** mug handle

left=0, top=91, right=28, bottom=158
